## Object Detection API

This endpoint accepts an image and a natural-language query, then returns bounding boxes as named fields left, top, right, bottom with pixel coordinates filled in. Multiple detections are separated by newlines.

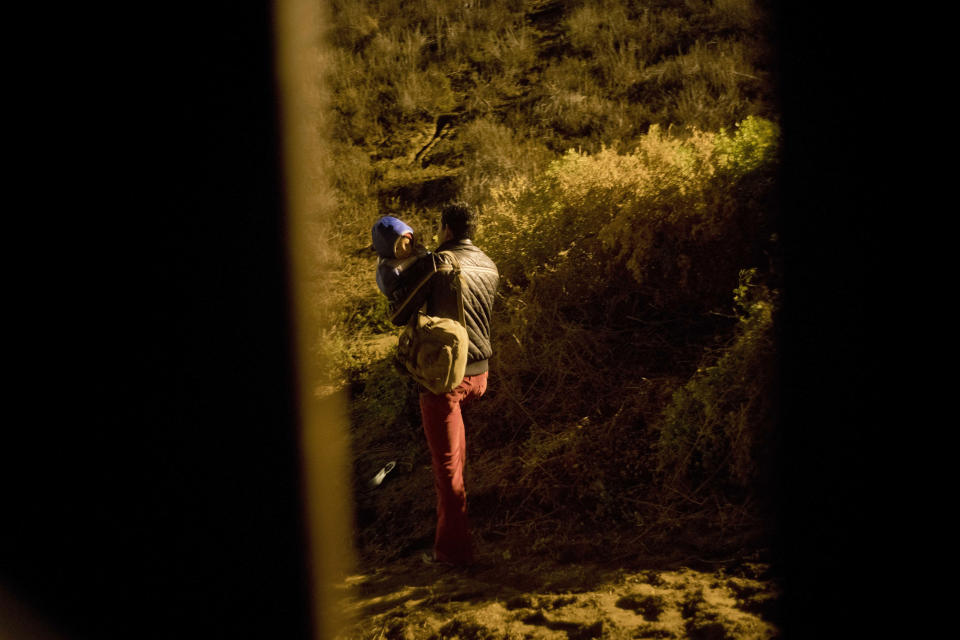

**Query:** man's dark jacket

left=388, top=238, right=499, bottom=376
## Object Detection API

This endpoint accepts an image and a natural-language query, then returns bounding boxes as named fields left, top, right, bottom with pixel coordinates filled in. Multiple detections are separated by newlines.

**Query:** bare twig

left=666, top=485, right=706, bottom=506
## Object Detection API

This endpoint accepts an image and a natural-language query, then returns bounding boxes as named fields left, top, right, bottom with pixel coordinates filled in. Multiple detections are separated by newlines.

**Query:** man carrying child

left=381, top=202, right=499, bottom=567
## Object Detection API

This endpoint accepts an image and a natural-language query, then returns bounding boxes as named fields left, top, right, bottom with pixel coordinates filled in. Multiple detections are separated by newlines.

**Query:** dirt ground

left=334, top=551, right=780, bottom=640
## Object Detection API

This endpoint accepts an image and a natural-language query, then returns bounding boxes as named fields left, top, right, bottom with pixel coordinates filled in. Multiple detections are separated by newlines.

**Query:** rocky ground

left=334, top=551, right=780, bottom=639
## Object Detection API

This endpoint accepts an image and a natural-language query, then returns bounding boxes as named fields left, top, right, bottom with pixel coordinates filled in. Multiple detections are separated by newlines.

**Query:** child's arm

left=376, top=251, right=425, bottom=302
left=387, top=251, right=435, bottom=325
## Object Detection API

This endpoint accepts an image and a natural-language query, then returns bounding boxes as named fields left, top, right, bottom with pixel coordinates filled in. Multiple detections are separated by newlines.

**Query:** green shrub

left=481, top=116, right=778, bottom=311
left=655, top=268, right=777, bottom=489
left=599, top=116, right=779, bottom=309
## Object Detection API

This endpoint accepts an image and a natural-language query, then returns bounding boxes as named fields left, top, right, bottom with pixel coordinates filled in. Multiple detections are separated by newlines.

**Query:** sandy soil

left=334, top=553, right=780, bottom=639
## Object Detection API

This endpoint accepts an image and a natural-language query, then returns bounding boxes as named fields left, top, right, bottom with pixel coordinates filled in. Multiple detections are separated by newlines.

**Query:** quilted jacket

left=388, top=239, right=499, bottom=375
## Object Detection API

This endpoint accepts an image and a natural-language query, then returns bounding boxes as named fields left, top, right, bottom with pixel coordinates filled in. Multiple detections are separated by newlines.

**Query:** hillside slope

left=323, top=1, right=782, bottom=621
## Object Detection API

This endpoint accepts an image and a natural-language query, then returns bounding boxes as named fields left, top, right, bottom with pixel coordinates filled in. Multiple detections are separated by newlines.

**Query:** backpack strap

left=388, top=257, right=436, bottom=325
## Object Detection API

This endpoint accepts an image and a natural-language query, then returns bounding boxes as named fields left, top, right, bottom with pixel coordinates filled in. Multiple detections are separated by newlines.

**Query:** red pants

left=419, top=371, right=488, bottom=565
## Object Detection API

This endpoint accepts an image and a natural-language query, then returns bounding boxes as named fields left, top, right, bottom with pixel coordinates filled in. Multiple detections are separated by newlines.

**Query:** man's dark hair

left=440, top=202, right=477, bottom=240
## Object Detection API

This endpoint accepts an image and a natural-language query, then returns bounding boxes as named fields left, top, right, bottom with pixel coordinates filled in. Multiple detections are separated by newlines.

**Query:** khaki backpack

left=396, top=251, right=469, bottom=395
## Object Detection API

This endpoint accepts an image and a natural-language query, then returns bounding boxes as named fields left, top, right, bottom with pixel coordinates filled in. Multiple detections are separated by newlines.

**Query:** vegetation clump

left=656, top=267, right=778, bottom=491
left=320, top=0, right=782, bottom=564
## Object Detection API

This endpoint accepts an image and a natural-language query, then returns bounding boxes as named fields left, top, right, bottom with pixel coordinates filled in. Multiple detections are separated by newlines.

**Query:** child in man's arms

left=371, top=216, right=429, bottom=303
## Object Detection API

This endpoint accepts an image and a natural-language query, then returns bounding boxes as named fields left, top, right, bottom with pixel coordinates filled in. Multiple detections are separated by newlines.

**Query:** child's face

left=395, top=234, right=413, bottom=259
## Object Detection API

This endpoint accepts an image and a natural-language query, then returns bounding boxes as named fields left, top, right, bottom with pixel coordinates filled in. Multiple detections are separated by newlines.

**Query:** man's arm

left=387, top=252, right=437, bottom=326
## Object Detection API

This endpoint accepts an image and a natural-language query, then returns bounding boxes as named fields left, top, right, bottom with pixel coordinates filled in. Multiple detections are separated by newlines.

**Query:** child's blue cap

left=372, top=216, right=414, bottom=257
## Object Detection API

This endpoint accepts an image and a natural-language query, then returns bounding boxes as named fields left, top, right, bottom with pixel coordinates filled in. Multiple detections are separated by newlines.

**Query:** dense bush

left=480, top=116, right=779, bottom=311
left=451, top=118, right=781, bottom=552
left=655, top=268, right=778, bottom=490
left=600, top=115, right=779, bottom=308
